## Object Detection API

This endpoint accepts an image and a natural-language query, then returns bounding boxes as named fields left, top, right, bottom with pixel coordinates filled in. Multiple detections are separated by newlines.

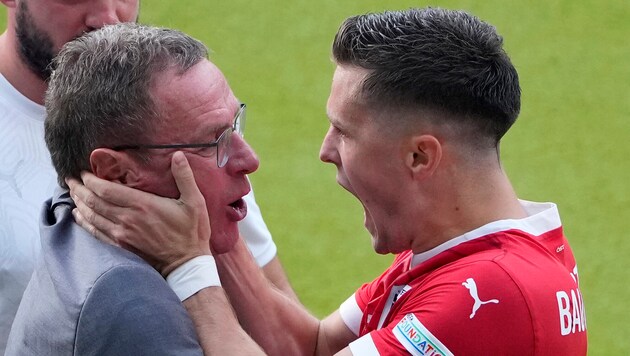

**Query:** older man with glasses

left=6, top=23, right=265, bottom=355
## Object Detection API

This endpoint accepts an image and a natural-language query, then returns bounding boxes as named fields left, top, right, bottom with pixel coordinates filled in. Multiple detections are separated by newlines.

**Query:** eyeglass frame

left=112, top=103, right=246, bottom=168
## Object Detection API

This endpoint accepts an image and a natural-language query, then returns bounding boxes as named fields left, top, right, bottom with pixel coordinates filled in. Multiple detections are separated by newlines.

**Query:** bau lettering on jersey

left=556, top=266, right=587, bottom=336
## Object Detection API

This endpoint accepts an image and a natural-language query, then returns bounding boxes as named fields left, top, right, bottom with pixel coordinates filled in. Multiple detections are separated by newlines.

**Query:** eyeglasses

left=113, top=103, right=246, bottom=168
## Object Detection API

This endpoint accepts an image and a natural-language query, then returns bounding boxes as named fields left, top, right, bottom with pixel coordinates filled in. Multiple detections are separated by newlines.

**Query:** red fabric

left=354, top=228, right=587, bottom=355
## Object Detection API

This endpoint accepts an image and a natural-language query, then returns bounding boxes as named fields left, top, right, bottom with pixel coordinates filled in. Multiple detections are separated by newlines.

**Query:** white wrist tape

left=166, top=255, right=221, bottom=301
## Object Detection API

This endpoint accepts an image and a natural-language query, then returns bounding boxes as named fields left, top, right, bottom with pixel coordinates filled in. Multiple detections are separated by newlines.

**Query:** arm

left=237, top=180, right=299, bottom=301
left=261, top=255, right=299, bottom=301
left=183, top=286, right=265, bottom=355
left=180, top=238, right=356, bottom=356
left=67, top=152, right=357, bottom=355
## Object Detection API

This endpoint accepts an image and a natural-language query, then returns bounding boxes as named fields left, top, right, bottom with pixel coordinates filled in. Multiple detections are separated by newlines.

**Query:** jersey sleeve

left=366, top=260, right=535, bottom=355
left=238, top=180, right=277, bottom=267
left=75, top=265, right=203, bottom=356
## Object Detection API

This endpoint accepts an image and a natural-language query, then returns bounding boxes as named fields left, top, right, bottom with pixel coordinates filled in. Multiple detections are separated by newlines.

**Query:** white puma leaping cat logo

left=462, top=278, right=499, bottom=319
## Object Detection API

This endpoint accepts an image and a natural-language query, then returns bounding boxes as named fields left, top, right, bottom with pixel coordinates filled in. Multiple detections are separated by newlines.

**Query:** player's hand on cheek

left=67, top=151, right=212, bottom=276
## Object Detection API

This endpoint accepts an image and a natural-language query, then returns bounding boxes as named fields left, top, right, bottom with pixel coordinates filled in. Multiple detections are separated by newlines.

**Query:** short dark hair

left=332, top=8, right=521, bottom=147
left=45, top=23, right=208, bottom=187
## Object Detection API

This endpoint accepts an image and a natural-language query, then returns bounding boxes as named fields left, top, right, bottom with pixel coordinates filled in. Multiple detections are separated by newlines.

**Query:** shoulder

left=359, top=260, right=530, bottom=355
left=75, top=264, right=202, bottom=355
left=383, top=245, right=583, bottom=354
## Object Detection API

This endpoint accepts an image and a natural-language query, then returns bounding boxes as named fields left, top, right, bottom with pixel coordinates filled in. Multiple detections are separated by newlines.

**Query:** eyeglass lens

left=217, top=106, right=245, bottom=167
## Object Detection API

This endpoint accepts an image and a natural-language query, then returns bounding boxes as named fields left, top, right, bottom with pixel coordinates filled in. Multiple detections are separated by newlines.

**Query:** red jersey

left=340, top=201, right=587, bottom=355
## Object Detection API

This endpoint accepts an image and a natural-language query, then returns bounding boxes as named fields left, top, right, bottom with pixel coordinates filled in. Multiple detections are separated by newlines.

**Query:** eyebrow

left=326, top=110, right=339, bottom=126
left=327, top=110, right=351, bottom=133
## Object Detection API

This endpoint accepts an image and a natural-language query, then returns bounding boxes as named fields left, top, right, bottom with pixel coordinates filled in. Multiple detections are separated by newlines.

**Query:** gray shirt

left=6, top=188, right=202, bottom=355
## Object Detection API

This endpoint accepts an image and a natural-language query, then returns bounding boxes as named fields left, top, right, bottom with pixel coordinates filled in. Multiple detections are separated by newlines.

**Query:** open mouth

left=228, top=197, right=248, bottom=221
left=229, top=198, right=245, bottom=210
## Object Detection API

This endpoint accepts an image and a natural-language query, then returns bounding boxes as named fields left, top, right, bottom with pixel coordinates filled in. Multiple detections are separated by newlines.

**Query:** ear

left=89, top=148, right=142, bottom=185
left=404, top=135, right=442, bottom=179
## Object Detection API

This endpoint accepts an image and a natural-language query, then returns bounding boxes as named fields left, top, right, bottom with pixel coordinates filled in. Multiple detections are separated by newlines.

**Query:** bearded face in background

left=15, top=1, right=56, bottom=80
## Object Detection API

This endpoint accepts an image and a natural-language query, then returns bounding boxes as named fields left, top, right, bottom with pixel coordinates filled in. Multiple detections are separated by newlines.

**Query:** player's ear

left=404, top=134, right=442, bottom=180
left=89, top=148, right=141, bottom=185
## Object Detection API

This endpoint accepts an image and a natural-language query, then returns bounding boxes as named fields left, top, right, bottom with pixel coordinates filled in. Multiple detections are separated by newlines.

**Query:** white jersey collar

left=410, top=200, right=561, bottom=269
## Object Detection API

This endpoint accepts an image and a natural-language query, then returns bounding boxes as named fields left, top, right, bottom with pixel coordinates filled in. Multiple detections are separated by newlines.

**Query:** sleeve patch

left=392, top=314, right=454, bottom=356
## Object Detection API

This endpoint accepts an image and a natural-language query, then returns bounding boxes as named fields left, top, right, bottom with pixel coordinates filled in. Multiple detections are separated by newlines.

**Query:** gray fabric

left=5, top=187, right=202, bottom=355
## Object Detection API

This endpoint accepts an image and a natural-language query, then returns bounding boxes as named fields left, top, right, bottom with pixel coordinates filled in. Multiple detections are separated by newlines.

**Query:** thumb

left=171, top=151, right=203, bottom=203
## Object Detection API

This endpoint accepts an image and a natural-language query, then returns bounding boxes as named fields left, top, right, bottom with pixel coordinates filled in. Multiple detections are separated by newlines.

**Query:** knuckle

left=117, top=214, right=132, bottom=228
left=84, top=209, right=96, bottom=224
left=110, top=228, right=125, bottom=243
left=84, top=194, right=97, bottom=209
left=88, top=224, right=98, bottom=237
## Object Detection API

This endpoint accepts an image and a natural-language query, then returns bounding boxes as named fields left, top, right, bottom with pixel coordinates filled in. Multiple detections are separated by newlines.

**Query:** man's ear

left=405, top=135, right=442, bottom=180
left=89, top=148, right=141, bottom=185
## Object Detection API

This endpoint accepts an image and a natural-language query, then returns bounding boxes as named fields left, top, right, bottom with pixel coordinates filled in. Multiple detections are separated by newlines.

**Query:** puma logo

left=462, top=278, right=499, bottom=319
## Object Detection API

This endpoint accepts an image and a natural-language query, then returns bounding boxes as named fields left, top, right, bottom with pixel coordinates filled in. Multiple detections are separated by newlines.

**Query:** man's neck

left=0, top=31, right=47, bottom=105
left=410, top=167, right=527, bottom=254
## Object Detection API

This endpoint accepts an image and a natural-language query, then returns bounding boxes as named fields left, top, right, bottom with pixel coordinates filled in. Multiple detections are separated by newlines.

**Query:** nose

left=226, top=134, right=259, bottom=175
left=85, top=1, right=134, bottom=30
left=319, top=125, right=340, bottom=165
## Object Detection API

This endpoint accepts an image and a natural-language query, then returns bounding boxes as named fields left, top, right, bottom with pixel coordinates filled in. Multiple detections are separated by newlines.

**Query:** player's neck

left=446, top=169, right=526, bottom=233
left=410, top=168, right=526, bottom=254
left=0, top=31, right=47, bottom=105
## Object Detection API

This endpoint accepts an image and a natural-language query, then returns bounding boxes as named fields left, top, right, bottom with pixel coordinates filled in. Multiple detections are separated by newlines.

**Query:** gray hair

left=332, top=8, right=521, bottom=149
left=45, top=23, right=208, bottom=187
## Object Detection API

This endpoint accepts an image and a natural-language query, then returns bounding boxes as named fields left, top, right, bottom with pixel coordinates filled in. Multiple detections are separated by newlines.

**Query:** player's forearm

left=261, top=256, right=300, bottom=302
left=215, top=238, right=321, bottom=356
left=183, top=286, right=265, bottom=355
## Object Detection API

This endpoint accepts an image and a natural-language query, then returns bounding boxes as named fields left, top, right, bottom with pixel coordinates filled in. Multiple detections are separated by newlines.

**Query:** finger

left=80, top=171, right=145, bottom=208
left=69, top=175, right=127, bottom=225
left=171, top=151, right=204, bottom=205
left=72, top=208, right=120, bottom=247
left=66, top=177, right=92, bottom=207
left=73, top=191, right=121, bottom=237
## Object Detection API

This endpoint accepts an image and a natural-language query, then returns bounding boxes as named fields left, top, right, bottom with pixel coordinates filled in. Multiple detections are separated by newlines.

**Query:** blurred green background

left=2, top=0, right=628, bottom=353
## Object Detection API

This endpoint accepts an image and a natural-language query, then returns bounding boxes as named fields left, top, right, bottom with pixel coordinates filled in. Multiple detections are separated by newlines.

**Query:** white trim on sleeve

left=339, top=294, right=363, bottom=336
left=348, top=334, right=380, bottom=355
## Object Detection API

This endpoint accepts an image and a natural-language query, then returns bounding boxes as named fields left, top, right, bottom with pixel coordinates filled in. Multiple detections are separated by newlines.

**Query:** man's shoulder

left=390, top=235, right=586, bottom=353
left=80, top=263, right=183, bottom=326
left=75, top=264, right=202, bottom=355
left=40, top=215, right=157, bottom=296
left=86, top=262, right=175, bottom=303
